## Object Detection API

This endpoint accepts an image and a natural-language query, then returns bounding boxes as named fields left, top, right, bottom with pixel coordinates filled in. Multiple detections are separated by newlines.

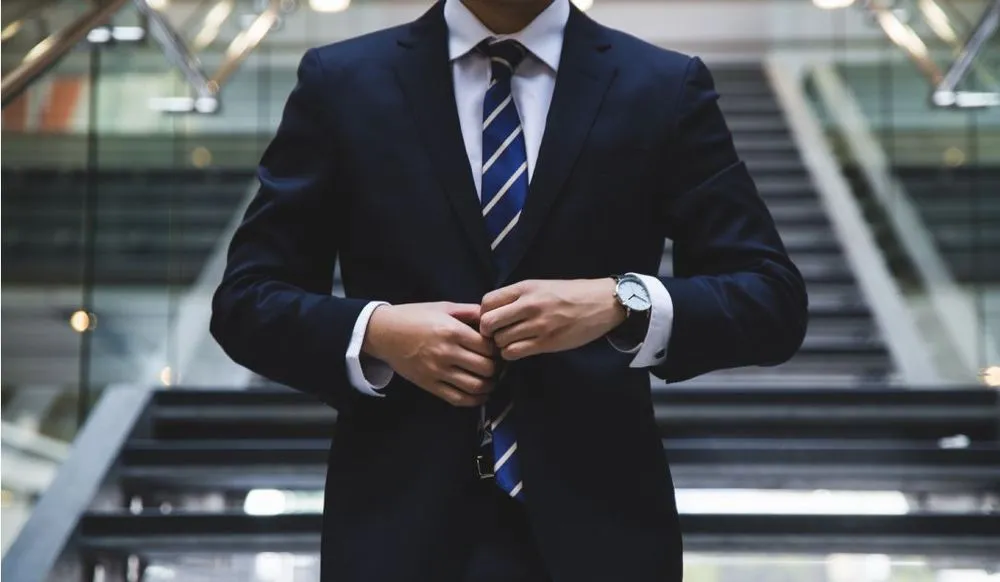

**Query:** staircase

left=1, top=168, right=251, bottom=286
left=6, top=65, right=997, bottom=582
left=668, top=65, right=893, bottom=386
left=896, top=166, right=1000, bottom=284
left=5, top=384, right=999, bottom=582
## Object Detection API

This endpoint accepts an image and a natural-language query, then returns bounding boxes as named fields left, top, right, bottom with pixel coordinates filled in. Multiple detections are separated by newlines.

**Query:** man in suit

left=211, top=0, right=808, bottom=580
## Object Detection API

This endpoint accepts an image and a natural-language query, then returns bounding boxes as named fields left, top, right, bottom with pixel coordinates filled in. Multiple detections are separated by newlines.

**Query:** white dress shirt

left=345, top=0, right=674, bottom=395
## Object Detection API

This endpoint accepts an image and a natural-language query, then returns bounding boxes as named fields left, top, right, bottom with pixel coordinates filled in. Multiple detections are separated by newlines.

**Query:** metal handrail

left=0, top=0, right=131, bottom=108
left=864, top=0, right=999, bottom=108
left=210, top=0, right=281, bottom=89
left=764, top=57, right=944, bottom=386
left=0, top=384, right=156, bottom=582
left=809, top=63, right=999, bottom=377
left=933, top=0, right=1000, bottom=107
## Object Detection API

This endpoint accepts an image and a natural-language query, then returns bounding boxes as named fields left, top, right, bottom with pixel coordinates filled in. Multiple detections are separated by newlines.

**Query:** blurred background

left=1, top=0, right=998, bottom=580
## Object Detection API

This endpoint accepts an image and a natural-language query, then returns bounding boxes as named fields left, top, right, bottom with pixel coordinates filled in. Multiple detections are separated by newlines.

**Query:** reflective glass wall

left=804, top=0, right=999, bottom=383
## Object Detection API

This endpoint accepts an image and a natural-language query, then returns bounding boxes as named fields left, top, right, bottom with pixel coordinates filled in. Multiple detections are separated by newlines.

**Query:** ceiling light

left=87, top=27, right=112, bottom=44
left=310, top=0, right=350, bottom=13
left=70, top=310, right=96, bottom=333
left=813, top=0, right=855, bottom=8
left=111, top=26, right=145, bottom=42
left=1, top=21, right=23, bottom=42
left=876, top=10, right=929, bottom=58
left=193, top=0, right=233, bottom=50
left=919, top=0, right=958, bottom=43
left=244, top=489, right=287, bottom=516
left=572, top=0, right=594, bottom=11
left=160, top=366, right=172, bottom=386
left=981, top=366, right=1000, bottom=387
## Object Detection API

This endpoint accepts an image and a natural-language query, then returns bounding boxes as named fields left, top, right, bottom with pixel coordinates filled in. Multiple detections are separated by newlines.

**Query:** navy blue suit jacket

left=211, top=3, right=808, bottom=581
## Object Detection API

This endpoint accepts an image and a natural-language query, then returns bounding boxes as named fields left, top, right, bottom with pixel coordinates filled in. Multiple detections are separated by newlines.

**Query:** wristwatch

left=610, top=273, right=652, bottom=345
left=612, top=273, right=652, bottom=319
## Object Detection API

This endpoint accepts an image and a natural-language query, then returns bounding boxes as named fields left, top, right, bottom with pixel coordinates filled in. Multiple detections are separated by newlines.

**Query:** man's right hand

left=361, top=302, right=497, bottom=407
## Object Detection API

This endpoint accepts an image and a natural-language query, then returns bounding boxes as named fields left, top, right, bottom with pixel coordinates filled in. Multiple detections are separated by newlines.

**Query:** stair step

left=76, top=512, right=1000, bottom=556
left=117, top=438, right=1000, bottom=493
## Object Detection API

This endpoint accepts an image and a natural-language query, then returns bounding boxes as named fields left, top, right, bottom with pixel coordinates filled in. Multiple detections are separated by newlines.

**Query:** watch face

left=618, top=278, right=651, bottom=311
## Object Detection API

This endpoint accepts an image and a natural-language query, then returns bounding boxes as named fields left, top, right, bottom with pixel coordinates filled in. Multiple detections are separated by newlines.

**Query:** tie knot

left=478, top=38, right=528, bottom=81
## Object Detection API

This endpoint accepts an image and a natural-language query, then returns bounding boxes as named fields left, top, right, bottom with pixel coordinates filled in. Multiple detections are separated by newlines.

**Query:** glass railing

left=1, top=0, right=290, bottom=550
left=129, top=552, right=992, bottom=582
left=800, top=0, right=1000, bottom=383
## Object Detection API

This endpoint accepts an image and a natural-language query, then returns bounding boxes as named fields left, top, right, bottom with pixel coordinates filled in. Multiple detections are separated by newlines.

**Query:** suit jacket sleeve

left=210, top=48, right=369, bottom=410
left=651, top=57, right=808, bottom=383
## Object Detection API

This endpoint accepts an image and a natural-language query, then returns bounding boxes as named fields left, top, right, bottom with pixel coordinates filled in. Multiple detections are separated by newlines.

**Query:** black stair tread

left=727, top=118, right=790, bottom=133
left=752, top=177, right=816, bottom=193
left=711, top=82, right=775, bottom=97
left=732, top=136, right=799, bottom=152
left=929, top=226, right=1000, bottom=248
left=76, top=512, right=1000, bottom=556
left=121, top=437, right=1000, bottom=465
left=117, top=438, right=1000, bottom=493
left=149, top=386, right=995, bottom=442
left=744, top=160, right=808, bottom=173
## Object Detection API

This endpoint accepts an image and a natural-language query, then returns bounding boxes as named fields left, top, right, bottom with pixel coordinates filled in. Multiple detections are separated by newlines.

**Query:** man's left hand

left=480, top=279, right=627, bottom=361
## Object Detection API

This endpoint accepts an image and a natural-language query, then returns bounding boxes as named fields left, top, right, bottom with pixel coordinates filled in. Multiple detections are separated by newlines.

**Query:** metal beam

left=0, top=0, right=131, bottom=108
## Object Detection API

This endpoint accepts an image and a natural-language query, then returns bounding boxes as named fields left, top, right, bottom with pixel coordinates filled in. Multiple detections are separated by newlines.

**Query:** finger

left=452, top=325, right=496, bottom=358
left=449, top=349, right=497, bottom=379
left=501, top=339, right=541, bottom=361
left=434, top=381, right=490, bottom=407
left=480, top=300, right=531, bottom=336
left=444, top=368, right=495, bottom=396
left=445, top=302, right=482, bottom=328
left=493, top=321, right=540, bottom=349
left=481, top=281, right=530, bottom=314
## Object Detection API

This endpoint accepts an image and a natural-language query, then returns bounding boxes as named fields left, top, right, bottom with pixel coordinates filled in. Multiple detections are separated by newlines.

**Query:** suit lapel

left=497, top=7, right=617, bottom=285
left=393, top=3, right=497, bottom=283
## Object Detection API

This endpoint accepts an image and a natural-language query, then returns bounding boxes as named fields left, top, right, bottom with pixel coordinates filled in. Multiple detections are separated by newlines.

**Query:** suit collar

left=396, top=2, right=617, bottom=286
left=444, top=0, right=570, bottom=72
left=496, top=6, right=617, bottom=283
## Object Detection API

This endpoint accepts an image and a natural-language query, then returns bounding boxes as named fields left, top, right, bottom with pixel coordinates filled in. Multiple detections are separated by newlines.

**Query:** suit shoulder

left=307, top=23, right=410, bottom=73
left=599, top=25, right=696, bottom=77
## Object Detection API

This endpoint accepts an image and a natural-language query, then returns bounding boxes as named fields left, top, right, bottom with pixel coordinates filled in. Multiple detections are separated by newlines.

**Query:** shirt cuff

left=631, top=274, right=673, bottom=367
left=607, top=273, right=674, bottom=368
left=346, top=301, right=394, bottom=397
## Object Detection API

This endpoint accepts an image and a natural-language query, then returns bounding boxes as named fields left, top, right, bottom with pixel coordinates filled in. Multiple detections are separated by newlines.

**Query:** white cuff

left=609, top=274, right=673, bottom=368
left=346, top=301, right=394, bottom=397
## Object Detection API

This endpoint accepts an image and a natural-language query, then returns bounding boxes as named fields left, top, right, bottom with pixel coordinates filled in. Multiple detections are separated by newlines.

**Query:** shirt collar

left=444, top=0, right=569, bottom=72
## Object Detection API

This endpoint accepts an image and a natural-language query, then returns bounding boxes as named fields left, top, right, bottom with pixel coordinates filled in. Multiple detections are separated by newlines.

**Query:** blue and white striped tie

left=480, top=38, right=528, bottom=501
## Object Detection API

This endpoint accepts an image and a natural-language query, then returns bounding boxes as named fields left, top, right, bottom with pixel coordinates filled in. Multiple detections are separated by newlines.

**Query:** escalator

left=897, top=165, right=1000, bottom=284
left=675, top=66, right=893, bottom=385
left=1, top=168, right=252, bottom=285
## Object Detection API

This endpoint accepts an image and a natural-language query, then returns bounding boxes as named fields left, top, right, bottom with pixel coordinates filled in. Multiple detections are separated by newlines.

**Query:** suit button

left=655, top=349, right=666, bottom=359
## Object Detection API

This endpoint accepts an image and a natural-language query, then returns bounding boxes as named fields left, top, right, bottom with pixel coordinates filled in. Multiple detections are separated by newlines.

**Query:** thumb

left=445, top=302, right=481, bottom=327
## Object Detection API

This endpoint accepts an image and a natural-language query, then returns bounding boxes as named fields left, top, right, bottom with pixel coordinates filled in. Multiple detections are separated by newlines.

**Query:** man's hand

left=362, top=303, right=497, bottom=407
left=480, top=279, right=627, bottom=361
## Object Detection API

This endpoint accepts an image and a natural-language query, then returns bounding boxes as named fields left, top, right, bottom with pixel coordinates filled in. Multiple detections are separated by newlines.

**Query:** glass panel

left=119, top=553, right=999, bottom=582
left=1, top=0, right=284, bottom=548
left=804, top=0, right=1000, bottom=383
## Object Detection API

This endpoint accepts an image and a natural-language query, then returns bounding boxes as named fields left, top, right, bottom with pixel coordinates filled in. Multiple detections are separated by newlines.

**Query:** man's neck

left=460, top=0, right=555, bottom=34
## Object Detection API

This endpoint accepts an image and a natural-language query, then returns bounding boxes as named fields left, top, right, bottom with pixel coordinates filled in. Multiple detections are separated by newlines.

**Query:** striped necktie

left=480, top=38, right=528, bottom=501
